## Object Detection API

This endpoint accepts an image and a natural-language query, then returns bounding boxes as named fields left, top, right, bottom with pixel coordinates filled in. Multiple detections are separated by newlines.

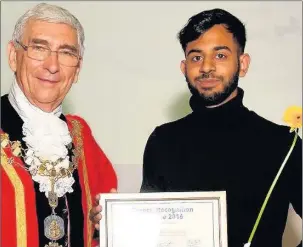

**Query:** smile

left=196, top=79, right=220, bottom=88
left=37, top=77, right=59, bottom=83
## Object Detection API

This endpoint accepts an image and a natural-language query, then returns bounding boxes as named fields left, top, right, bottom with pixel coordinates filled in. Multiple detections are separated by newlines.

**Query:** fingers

left=89, top=205, right=102, bottom=223
left=92, top=211, right=102, bottom=223
left=91, top=205, right=102, bottom=217
left=91, top=189, right=117, bottom=231
left=93, top=211, right=101, bottom=230
left=94, top=194, right=101, bottom=206
left=95, top=194, right=101, bottom=200
left=95, top=223, right=100, bottom=231
left=90, top=213, right=101, bottom=225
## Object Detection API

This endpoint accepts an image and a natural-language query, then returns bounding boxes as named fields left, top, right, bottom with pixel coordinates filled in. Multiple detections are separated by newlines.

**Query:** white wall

left=1, top=1, right=302, bottom=246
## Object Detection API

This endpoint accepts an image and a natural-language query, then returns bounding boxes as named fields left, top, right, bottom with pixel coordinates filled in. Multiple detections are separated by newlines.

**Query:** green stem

left=247, top=129, right=298, bottom=244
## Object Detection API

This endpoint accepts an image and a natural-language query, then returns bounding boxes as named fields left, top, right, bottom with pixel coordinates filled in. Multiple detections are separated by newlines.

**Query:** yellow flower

left=283, top=106, right=302, bottom=132
left=247, top=106, right=301, bottom=246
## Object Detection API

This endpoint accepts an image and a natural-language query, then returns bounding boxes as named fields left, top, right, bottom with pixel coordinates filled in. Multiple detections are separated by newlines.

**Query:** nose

left=43, top=52, right=60, bottom=74
left=199, top=57, right=215, bottom=74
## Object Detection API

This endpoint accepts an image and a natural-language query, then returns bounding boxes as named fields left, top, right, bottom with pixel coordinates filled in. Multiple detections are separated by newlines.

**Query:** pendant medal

left=44, top=214, right=65, bottom=241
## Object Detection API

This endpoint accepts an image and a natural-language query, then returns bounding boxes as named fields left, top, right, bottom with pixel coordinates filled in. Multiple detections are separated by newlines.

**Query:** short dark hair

left=178, top=8, right=246, bottom=54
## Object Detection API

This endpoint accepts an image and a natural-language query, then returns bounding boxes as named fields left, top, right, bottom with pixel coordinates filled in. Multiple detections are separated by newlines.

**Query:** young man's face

left=180, top=24, right=250, bottom=105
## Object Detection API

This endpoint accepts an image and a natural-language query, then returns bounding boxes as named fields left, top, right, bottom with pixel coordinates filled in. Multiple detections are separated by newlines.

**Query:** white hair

left=12, top=3, right=85, bottom=56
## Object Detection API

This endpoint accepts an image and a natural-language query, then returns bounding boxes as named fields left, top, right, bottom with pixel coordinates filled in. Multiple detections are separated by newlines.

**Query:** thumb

left=110, top=188, right=117, bottom=193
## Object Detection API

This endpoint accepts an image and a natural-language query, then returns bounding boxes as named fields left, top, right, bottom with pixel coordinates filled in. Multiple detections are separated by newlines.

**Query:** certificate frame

left=99, top=191, right=228, bottom=247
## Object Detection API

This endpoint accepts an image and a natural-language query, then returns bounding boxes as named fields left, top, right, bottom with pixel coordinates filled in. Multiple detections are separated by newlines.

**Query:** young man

left=90, top=8, right=301, bottom=247
left=140, top=8, right=302, bottom=247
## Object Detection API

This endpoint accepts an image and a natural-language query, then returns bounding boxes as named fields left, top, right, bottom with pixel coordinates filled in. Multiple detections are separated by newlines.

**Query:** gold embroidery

left=1, top=147, right=27, bottom=247
left=70, top=119, right=92, bottom=247
left=11, top=140, right=22, bottom=157
left=1, top=133, right=10, bottom=148
left=49, top=220, right=62, bottom=239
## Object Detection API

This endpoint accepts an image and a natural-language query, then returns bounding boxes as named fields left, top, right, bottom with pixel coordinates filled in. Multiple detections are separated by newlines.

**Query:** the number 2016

left=168, top=214, right=183, bottom=219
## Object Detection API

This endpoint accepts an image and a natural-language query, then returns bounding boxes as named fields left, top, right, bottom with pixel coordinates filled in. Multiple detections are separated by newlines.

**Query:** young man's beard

left=186, top=64, right=240, bottom=106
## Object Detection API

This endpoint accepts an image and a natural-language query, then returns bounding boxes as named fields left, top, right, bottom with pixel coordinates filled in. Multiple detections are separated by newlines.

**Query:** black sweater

left=141, top=88, right=302, bottom=247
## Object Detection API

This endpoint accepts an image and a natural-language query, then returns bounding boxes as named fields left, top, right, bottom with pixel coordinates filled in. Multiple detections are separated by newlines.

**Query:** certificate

left=99, top=191, right=228, bottom=247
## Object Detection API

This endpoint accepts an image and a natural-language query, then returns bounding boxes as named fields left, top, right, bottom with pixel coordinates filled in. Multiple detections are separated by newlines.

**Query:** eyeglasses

left=15, top=40, right=81, bottom=67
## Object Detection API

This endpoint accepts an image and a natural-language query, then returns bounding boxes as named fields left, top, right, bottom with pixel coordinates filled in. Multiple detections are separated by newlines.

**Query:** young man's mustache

left=195, top=73, right=222, bottom=81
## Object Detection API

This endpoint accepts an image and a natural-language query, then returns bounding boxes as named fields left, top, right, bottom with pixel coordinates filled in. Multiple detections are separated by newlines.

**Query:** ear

left=180, top=60, right=186, bottom=76
left=73, top=58, right=83, bottom=83
left=7, top=41, right=17, bottom=72
left=239, top=53, right=251, bottom=77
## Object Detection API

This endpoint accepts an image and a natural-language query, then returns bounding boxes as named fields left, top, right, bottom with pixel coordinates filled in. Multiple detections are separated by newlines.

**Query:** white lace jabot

left=8, top=79, right=75, bottom=197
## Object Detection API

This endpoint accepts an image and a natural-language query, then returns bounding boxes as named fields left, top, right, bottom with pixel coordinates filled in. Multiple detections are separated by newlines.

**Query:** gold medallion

left=44, top=215, right=64, bottom=241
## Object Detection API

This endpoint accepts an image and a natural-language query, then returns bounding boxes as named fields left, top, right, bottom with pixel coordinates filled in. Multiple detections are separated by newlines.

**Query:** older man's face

left=8, top=20, right=81, bottom=112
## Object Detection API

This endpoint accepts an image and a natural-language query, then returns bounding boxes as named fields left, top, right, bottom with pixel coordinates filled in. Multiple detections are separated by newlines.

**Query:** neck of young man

left=206, top=88, right=238, bottom=109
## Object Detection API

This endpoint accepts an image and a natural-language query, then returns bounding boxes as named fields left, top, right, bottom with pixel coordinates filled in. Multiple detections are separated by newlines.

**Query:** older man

left=1, top=3, right=117, bottom=247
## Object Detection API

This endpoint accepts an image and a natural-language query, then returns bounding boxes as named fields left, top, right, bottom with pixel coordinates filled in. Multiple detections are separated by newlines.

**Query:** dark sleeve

left=140, top=128, right=166, bottom=192
left=288, top=133, right=302, bottom=218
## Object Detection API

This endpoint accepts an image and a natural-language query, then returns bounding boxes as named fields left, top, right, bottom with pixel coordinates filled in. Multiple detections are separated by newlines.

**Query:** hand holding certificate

left=99, top=191, right=228, bottom=247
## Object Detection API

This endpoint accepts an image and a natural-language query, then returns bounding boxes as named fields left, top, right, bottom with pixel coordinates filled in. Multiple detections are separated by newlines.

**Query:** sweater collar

left=189, top=87, right=249, bottom=126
